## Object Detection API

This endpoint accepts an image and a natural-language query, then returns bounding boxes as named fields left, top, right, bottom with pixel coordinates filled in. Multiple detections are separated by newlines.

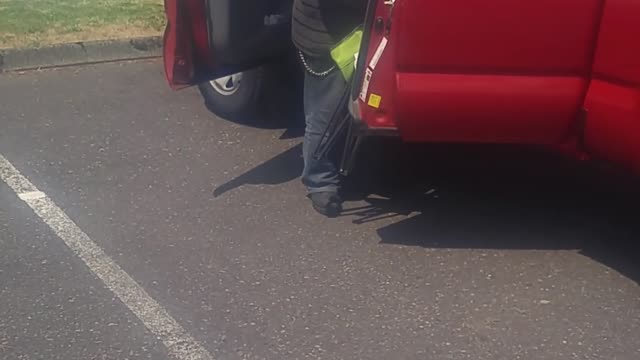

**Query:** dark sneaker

left=308, top=192, right=343, bottom=218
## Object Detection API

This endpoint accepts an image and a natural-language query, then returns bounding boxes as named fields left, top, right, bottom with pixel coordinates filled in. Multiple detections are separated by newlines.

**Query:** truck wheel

left=198, top=67, right=265, bottom=124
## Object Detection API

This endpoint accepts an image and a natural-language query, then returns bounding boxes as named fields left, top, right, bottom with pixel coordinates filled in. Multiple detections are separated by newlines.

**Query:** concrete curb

left=0, top=36, right=162, bottom=72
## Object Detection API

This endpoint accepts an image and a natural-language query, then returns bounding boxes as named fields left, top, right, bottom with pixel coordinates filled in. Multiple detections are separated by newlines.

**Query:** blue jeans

left=301, top=69, right=347, bottom=194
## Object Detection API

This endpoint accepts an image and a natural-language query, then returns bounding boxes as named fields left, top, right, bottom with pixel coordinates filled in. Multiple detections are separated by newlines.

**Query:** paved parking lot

left=1, top=60, right=639, bottom=359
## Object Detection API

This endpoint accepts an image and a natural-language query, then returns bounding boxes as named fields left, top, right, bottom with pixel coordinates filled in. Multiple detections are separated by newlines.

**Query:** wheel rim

left=209, top=72, right=244, bottom=95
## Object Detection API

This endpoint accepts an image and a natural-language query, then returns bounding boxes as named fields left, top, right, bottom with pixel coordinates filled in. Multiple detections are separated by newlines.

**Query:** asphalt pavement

left=1, top=60, right=639, bottom=360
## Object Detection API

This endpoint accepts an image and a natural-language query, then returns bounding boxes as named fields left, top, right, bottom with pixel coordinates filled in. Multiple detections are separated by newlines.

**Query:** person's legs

left=301, top=69, right=347, bottom=215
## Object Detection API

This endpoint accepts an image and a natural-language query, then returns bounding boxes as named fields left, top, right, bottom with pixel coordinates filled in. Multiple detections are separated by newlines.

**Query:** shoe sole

left=312, top=203, right=341, bottom=218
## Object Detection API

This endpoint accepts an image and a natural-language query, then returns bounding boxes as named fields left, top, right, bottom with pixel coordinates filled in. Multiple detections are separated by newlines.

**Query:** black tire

left=198, top=67, right=265, bottom=124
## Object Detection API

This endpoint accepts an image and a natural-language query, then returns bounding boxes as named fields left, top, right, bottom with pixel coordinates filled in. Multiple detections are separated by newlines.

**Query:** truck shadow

left=344, top=141, right=640, bottom=284
left=211, top=137, right=639, bottom=284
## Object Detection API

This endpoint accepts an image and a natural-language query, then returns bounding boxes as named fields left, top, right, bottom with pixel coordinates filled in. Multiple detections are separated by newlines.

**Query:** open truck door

left=163, top=0, right=292, bottom=89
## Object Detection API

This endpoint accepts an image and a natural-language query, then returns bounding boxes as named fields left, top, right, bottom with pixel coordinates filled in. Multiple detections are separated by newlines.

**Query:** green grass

left=0, top=0, right=165, bottom=49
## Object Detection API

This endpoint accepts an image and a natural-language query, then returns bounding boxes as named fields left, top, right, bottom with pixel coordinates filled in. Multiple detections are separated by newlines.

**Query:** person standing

left=292, top=0, right=367, bottom=217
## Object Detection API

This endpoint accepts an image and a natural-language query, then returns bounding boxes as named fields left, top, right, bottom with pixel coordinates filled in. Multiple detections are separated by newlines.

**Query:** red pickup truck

left=163, top=0, right=639, bottom=176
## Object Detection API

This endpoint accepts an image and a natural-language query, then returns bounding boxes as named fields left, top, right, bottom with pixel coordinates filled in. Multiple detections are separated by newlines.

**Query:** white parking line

left=0, top=153, right=213, bottom=360
left=18, top=191, right=46, bottom=200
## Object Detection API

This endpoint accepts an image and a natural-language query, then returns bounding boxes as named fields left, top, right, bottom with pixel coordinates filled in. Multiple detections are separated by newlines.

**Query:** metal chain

left=298, top=50, right=335, bottom=78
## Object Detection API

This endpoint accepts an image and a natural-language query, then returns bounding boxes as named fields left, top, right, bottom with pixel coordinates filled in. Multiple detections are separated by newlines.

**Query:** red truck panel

left=388, top=0, right=604, bottom=144
left=584, top=0, right=640, bottom=173
left=396, top=74, right=587, bottom=144
left=395, top=0, right=602, bottom=74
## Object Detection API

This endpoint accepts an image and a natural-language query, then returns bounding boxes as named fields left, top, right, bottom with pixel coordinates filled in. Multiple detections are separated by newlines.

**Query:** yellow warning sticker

left=368, top=94, right=382, bottom=108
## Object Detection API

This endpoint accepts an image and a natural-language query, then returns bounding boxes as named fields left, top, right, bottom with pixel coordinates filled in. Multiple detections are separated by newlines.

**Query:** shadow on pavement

left=213, top=144, right=304, bottom=197
left=210, top=81, right=306, bottom=196
left=211, top=136, right=639, bottom=284
left=345, top=141, right=640, bottom=284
